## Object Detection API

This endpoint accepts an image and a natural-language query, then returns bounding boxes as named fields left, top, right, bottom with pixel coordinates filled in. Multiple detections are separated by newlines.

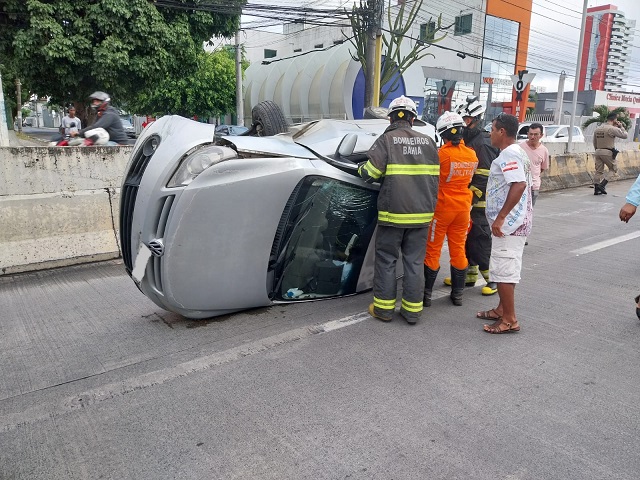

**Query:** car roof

left=222, top=118, right=437, bottom=160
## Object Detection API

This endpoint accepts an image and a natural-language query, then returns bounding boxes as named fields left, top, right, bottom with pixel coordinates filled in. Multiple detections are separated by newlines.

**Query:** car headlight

left=167, top=145, right=238, bottom=188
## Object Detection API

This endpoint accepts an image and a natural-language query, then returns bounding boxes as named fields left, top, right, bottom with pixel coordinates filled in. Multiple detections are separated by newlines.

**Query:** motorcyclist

left=71, top=91, right=128, bottom=145
left=441, top=95, right=500, bottom=296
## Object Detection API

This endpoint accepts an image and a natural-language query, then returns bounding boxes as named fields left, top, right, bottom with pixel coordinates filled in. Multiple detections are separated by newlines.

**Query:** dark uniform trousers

left=373, top=225, right=429, bottom=321
left=466, top=208, right=492, bottom=271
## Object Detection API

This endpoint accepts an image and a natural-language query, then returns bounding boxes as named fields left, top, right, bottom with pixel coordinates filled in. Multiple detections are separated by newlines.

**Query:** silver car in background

left=120, top=111, right=436, bottom=318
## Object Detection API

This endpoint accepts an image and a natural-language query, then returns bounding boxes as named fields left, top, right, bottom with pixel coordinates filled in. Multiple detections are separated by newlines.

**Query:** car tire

left=251, top=100, right=288, bottom=136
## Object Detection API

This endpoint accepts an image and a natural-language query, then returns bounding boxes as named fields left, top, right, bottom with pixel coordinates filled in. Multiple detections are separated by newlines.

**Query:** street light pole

left=0, top=71, right=10, bottom=146
left=16, top=78, right=22, bottom=133
left=568, top=0, right=588, bottom=153
left=235, top=30, right=244, bottom=126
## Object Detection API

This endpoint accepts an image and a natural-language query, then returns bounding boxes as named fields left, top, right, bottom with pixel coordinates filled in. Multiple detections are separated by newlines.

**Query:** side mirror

left=336, top=133, right=358, bottom=157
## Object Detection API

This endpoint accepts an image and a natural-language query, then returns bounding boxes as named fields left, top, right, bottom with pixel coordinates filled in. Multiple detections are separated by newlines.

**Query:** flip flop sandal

left=483, top=322, right=520, bottom=334
left=476, top=309, right=502, bottom=320
left=635, top=295, right=640, bottom=320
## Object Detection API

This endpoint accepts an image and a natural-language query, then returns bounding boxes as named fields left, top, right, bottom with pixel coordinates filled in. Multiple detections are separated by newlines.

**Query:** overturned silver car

left=120, top=104, right=436, bottom=318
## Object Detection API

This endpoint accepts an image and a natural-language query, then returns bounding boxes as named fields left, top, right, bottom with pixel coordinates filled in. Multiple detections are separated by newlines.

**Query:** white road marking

left=0, top=312, right=371, bottom=432
left=571, top=231, right=640, bottom=255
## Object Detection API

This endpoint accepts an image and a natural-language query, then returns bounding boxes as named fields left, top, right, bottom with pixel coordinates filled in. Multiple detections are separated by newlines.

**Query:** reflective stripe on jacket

left=359, top=120, right=439, bottom=227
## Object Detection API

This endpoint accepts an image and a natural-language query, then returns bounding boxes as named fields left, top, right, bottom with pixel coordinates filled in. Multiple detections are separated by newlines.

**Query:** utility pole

left=364, top=0, right=376, bottom=110
left=235, top=30, right=244, bottom=126
left=568, top=0, right=588, bottom=153
left=371, top=0, right=383, bottom=107
left=15, top=78, right=22, bottom=133
left=554, top=71, right=566, bottom=124
left=0, top=71, right=9, bottom=146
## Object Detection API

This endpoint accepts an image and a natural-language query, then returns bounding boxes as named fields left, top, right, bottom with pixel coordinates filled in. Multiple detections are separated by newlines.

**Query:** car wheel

left=250, top=100, right=288, bottom=136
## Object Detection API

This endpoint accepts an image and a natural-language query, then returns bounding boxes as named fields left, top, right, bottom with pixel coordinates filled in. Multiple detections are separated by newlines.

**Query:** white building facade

left=241, top=1, right=488, bottom=124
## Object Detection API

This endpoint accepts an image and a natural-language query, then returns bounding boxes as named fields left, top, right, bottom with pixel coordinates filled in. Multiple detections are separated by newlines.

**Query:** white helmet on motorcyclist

left=89, top=91, right=111, bottom=113
left=388, top=95, right=418, bottom=120
left=456, top=95, right=485, bottom=119
left=83, top=128, right=110, bottom=145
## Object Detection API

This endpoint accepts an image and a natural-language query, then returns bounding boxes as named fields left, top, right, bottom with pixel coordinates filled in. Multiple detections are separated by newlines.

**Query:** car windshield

left=545, top=126, right=560, bottom=136
left=270, top=176, right=378, bottom=300
left=121, top=120, right=133, bottom=127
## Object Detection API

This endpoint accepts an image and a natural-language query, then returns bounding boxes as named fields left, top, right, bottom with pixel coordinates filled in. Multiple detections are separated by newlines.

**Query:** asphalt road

left=2, top=180, right=640, bottom=479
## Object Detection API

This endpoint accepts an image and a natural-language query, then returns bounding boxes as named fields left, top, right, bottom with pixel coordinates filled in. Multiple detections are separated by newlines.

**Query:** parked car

left=542, top=125, right=585, bottom=143
left=215, top=124, right=249, bottom=136
left=516, top=122, right=544, bottom=140
left=120, top=103, right=437, bottom=318
left=121, top=119, right=136, bottom=138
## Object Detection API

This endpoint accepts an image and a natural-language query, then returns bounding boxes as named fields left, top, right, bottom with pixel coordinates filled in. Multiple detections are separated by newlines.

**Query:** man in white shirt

left=60, top=107, right=81, bottom=136
left=476, top=113, right=533, bottom=334
left=519, top=122, right=549, bottom=207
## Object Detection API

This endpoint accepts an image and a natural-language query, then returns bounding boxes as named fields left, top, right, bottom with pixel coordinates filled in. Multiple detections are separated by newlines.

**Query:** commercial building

left=241, top=0, right=534, bottom=123
left=579, top=4, right=636, bottom=92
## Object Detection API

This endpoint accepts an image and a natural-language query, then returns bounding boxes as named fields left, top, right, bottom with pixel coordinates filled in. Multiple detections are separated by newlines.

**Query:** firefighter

left=442, top=96, right=500, bottom=296
left=358, top=96, right=440, bottom=325
left=423, top=111, right=478, bottom=307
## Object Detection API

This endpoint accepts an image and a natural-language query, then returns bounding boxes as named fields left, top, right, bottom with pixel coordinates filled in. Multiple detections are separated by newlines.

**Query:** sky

left=528, top=0, right=640, bottom=93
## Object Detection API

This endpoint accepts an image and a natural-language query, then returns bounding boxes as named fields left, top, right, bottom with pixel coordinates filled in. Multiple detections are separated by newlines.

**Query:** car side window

left=271, top=176, right=378, bottom=300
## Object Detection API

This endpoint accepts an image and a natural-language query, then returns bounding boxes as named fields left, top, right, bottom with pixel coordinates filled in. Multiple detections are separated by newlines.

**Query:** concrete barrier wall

left=0, top=144, right=639, bottom=275
left=541, top=147, right=640, bottom=192
left=1, top=146, right=131, bottom=275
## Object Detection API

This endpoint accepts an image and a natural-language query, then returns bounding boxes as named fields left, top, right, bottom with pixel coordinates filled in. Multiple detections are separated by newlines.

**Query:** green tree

left=0, top=0, right=242, bottom=113
left=582, top=104, right=631, bottom=131
left=345, top=0, right=448, bottom=104
left=129, top=48, right=238, bottom=118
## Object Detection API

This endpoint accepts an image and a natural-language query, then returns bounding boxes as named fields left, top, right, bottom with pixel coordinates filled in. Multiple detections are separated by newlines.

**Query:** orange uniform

left=424, top=140, right=478, bottom=271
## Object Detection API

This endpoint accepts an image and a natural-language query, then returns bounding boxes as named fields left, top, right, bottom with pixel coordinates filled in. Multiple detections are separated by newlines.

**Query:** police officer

left=441, top=96, right=500, bottom=296
left=358, top=96, right=439, bottom=324
left=593, top=112, right=628, bottom=195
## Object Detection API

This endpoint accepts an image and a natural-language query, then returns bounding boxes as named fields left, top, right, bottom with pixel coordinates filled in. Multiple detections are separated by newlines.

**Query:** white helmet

left=388, top=95, right=418, bottom=118
left=436, top=111, right=465, bottom=136
left=456, top=95, right=485, bottom=119
left=83, top=128, right=110, bottom=145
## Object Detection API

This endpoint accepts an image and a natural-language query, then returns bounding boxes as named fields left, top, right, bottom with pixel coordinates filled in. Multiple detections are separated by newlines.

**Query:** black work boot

left=450, top=265, right=468, bottom=306
left=599, top=179, right=608, bottom=195
left=423, top=265, right=440, bottom=307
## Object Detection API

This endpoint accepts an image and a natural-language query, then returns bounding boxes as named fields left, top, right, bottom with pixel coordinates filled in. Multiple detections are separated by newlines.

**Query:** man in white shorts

left=476, top=113, right=533, bottom=334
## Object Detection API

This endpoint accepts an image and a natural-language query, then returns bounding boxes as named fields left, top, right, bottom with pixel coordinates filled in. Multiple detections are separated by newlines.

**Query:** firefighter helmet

left=456, top=95, right=485, bottom=119
left=388, top=95, right=418, bottom=118
left=436, top=111, right=465, bottom=136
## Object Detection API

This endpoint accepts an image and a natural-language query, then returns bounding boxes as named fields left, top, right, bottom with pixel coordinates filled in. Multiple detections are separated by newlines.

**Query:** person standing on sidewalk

left=423, top=111, right=478, bottom=308
left=442, top=96, right=500, bottom=297
left=593, top=112, right=627, bottom=195
left=477, top=113, right=533, bottom=334
left=358, top=96, right=440, bottom=325
left=60, top=107, right=82, bottom=137
left=519, top=123, right=549, bottom=207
